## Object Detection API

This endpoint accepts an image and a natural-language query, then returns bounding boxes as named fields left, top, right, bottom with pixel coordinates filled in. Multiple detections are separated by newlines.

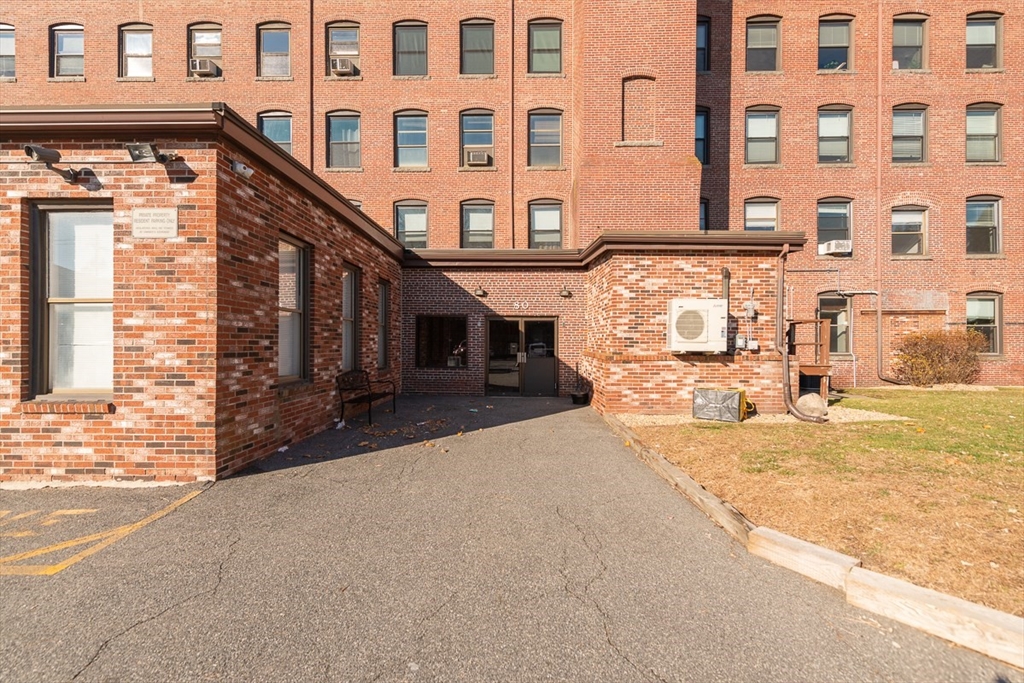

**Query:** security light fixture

left=559, top=285, right=572, bottom=298
left=231, top=160, right=255, bottom=179
left=126, top=143, right=170, bottom=164
left=473, top=286, right=487, bottom=297
left=24, top=145, right=78, bottom=183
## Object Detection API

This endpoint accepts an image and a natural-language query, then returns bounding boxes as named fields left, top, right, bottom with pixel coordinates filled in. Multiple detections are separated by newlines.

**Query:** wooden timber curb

left=602, top=414, right=1024, bottom=668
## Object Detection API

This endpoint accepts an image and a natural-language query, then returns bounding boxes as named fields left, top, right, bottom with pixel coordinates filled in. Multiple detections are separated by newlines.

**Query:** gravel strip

left=616, top=405, right=906, bottom=427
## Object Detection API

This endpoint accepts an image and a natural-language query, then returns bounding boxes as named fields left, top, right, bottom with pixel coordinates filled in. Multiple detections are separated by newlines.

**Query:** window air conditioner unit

left=668, top=298, right=728, bottom=354
left=819, top=239, right=853, bottom=255
left=190, top=59, right=216, bottom=76
left=330, top=58, right=354, bottom=76
left=465, top=149, right=490, bottom=166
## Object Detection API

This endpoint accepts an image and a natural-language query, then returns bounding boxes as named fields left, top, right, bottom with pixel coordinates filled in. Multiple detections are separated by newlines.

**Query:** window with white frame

left=966, top=197, right=1000, bottom=255
left=278, top=238, right=308, bottom=379
left=461, top=20, right=494, bottom=75
left=529, top=202, right=562, bottom=249
left=189, top=23, right=222, bottom=76
left=342, top=265, right=358, bottom=371
left=966, top=293, right=1001, bottom=354
left=893, top=17, right=925, bottom=70
left=746, top=18, right=779, bottom=71
left=120, top=24, right=152, bottom=78
left=966, top=104, right=1000, bottom=162
left=892, top=106, right=925, bottom=162
left=328, top=112, right=360, bottom=168
left=33, top=208, right=114, bottom=395
left=395, top=112, right=428, bottom=167
left=966, top=14, right=1001, bottom=69
left=818, top=18, right=851, bottom=70
left=327, top=22, right=359, bottom=74
left=746, top=108, right=779, bottom=164
left=462, top=202, right=494, bottom=249
left=259, top=23, right=290, bottom=77
left=461, top=111, right=493, bottom=167
left=695, top=108, right=709, bottom=164
left=891, top=206, right=926, bottom=255
left=52, top=24, right=84, bottom=77
left=395, top=202, right=428, bottom=248
left=817, top=200, right=851, bottom=254
left=259, top=112, right=292, bottom=154
left=528, top=110, right=561, bottom=166
left=0, top=24, right=14, bottom=78
left=744, top=199, right=778, bottom=231
left=528, top=21, right=562, bottom=73
left=818, top=294, right=851, bottom=354
left=394, top=22, right=427, bottom=75
left=818, top=108, right=851, bottom=163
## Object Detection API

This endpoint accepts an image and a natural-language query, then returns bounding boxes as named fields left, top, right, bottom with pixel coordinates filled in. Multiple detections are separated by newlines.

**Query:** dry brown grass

left=630, top=388, right=1024, bottom=617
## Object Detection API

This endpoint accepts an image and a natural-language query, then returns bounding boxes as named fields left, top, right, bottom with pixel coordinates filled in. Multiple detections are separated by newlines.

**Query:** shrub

left=893, top=329, right=988, bottom=386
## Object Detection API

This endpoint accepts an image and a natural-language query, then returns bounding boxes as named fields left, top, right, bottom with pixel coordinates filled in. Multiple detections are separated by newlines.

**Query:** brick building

left=0, top=1, right=1020, bottom=482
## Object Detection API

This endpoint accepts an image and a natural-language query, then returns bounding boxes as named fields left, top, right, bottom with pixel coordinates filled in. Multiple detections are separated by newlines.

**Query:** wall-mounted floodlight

left=126, top=143, right=170, bottom=164
left=24, top=145, right=78, bottom=183
left=230, top=161, right=255, bottom=179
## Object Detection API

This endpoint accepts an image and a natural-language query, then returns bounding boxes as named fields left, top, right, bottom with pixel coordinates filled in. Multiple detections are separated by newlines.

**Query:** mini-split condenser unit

left=668, top=298, right=728, bottom=354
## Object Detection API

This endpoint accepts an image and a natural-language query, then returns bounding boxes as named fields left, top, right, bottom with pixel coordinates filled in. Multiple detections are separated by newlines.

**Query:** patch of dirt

left=621, top=410, right=1024, bottom=617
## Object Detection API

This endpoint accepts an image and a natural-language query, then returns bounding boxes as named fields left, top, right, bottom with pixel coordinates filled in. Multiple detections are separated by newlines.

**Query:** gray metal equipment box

left=692, top=388, right=748, bottom=423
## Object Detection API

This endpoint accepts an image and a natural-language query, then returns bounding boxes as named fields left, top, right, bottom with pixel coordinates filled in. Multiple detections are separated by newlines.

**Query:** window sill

left=744, top=70, right=782, bottom=75
left=614, top=140, right=664, bottom=147
left=966, top=161, right=1005, bottom=166
left=48, top=76, right=85, bottom=82
left=978, top=354, right=1006, bottom=361
left=965, top=68, right=1003, bottom=74
left=817, top=162, right=855, bottom=167
left=393, top=167, right=431, bottom=172
left=743, top=163, right=782, bottom=169
left=0, top=76, right=15, bottom=83
left=458, top=166, right=498, bottom=172
left=393, top=75, right=430, bottom=80
left=816, top=69, right=856, bottom=75
left=326, top=167, right=363, bottom=173
left=965, top=253, right=1005, bottom=259
left=696, top=70, right=712, bottom=76
left=829, top=354, right=856, bottom=360
left=891, top=162, right=931, bottom=167
left=117, top=77, right=155, bottom=82
left=255, top=76, right=294, bottom=81
left=890, top=255, right=932, bottom=261
left=325, top=75, right=363, bottom=81
left=459, top=74, right=497, bottom=79
left=525, top=72, right=565, bottom=78
left=186, top=76, right=224, bottom=82
left=891, top=68, right=931, bottom=74
left=17, top=396, right=115, bottom=414
left=526, top=166, right=566, bottom=171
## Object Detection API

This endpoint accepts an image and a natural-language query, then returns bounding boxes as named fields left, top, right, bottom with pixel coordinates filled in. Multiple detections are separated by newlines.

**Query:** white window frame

left=52, top=23, right=84, bottom=77
left=891, top=206, right=927, bottom=256
left=0, top=24, right=14, bottom=79
left=966, top=104, right=1000, bottom=163
left=745, top=108, right=779, bottom=164
left=744, top=199, right=778, bottom=231
left=529, top=201, right=563, bottom=249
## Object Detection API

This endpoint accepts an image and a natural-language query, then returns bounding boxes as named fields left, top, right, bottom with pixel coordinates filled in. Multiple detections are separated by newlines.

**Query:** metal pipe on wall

left=776, top=245, right=826, bottom=423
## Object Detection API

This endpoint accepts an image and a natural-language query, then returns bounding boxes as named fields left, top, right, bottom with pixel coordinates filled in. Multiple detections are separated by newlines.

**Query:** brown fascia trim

left=0, top=103, right=404, bottom=261
left=404, top=231, right=806, bottom=269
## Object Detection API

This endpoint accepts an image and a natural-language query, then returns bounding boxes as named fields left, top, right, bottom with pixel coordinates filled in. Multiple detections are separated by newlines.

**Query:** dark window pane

left=395, top=25, right=427, bottom=75
left=461, top=24, right=493, bottom=74
left=416, top=317, right=467, bottom=367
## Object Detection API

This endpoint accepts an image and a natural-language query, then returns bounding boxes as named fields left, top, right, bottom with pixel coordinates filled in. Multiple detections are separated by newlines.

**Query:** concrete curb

left=603, top=414, right=1024, bottom=668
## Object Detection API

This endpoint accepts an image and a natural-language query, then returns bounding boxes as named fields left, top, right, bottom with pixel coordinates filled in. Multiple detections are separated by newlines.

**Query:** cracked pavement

left=2, top=396, right=1021, bottom=682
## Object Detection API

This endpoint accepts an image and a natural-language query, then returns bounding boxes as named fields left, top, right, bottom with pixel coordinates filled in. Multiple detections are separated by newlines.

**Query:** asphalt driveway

left=1, top=396, right=1020, bottom=682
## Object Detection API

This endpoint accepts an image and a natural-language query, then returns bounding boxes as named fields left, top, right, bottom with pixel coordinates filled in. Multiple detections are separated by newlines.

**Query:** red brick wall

left=696, top=1, right=1022, bottom=386
left=585, top=250, right=797, bottom=414
left=0, top=133, right=402, bottom=483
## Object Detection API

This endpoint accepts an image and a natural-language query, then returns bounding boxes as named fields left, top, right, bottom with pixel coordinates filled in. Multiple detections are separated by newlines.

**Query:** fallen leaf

left=358, top=441, right=370, bottom=447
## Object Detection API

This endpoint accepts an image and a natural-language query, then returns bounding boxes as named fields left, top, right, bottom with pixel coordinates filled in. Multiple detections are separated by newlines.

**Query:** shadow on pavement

left=236, top=395, right=589, bottom=477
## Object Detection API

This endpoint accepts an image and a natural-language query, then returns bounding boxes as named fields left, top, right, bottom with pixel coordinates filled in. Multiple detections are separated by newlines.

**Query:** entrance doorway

left=486, top=318, right=557, bottom=396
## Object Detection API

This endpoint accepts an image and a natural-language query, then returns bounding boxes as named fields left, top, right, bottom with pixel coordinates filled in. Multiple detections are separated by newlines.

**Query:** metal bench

left=336, top=370, right=396, bottom=425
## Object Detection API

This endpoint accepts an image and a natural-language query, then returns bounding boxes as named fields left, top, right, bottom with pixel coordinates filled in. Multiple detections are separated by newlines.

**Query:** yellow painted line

left=0, top=489, right=204, bottom=576
left=0, top=511, right=41, bottom=527
left=0, top=531, right=38, bottom=538
left=41, top=509, right=98, bottom=526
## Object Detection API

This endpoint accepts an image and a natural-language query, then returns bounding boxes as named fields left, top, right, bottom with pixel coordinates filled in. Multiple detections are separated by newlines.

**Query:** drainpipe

left=776, top=245, right=827, bottom=423
left=874, top=1, right=908, bottom=385
left=509, top=0, right=516, bottom=248
left=309, top=0, right=315, bottom=171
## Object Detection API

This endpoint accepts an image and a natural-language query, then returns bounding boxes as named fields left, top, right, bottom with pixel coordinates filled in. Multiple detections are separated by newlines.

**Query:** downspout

left=309, top=0, right=315, bottom=171
left=509, top=0, right=516, bottom=248
left=776, top=244, right=827, bottom=423
left=875, top=0, right=908, bottom=385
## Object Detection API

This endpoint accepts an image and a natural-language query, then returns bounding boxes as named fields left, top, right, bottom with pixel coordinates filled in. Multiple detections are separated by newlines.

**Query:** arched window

left=966, top=292, right=1002, bottom=354
left=461, top=109, right=494, bottom=167
left=746, top=16, right=780, bottom=71
left=744, top=198, right=779, bottom=231
left=120, top=23, right=152, bottom=78
left=327, top=21, right=359, bottom=75
left=0, top=24, right=14, bottom=78
left=258, top=111, right=292, bottom=154
left=528, top=19, right=562, bottom=73
left=395, top=200, right=428, bottom=248
left=529, top=200, right=563, bottom=249
left=461, top=200, right=495, bottom=249
left=528, top=109, right=562, bottom=167
left=461, top=19, right=494, bottom=74
left=189, top=22, right=222, bottom=77
left=51, top=23, right=84, bottom=77
left=328, top=110, right=360, bottom=168
left=394, top=21, right=427, bottom=75
left=745, top=106, right=780, bottom=164
left=258, top=22, right=291, bottom=77
left=966, top=12, right=1002, bottom=69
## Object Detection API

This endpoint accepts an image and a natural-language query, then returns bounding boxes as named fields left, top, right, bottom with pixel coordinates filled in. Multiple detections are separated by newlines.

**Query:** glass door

left=486, top=318, right=557, bottom=396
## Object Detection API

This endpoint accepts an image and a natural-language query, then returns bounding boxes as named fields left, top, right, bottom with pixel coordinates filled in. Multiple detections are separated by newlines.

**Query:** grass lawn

left=630, top=387, right=1024, bottom=616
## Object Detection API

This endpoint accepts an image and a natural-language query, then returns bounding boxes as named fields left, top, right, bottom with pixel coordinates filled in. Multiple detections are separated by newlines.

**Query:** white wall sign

left=131, top=208, right=179, bottom=238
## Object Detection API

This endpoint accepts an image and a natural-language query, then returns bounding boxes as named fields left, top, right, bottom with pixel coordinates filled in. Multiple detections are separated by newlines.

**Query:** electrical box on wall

left=668, top=298, right=728, bottom=354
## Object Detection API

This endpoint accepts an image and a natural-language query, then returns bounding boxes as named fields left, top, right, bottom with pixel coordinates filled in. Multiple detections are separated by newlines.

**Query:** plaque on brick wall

left=132, top=208, right=179, bottom=238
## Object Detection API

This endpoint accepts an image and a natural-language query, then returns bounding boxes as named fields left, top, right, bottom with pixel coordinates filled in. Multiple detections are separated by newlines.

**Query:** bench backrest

left=336, top=370, right=369, bottom=392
